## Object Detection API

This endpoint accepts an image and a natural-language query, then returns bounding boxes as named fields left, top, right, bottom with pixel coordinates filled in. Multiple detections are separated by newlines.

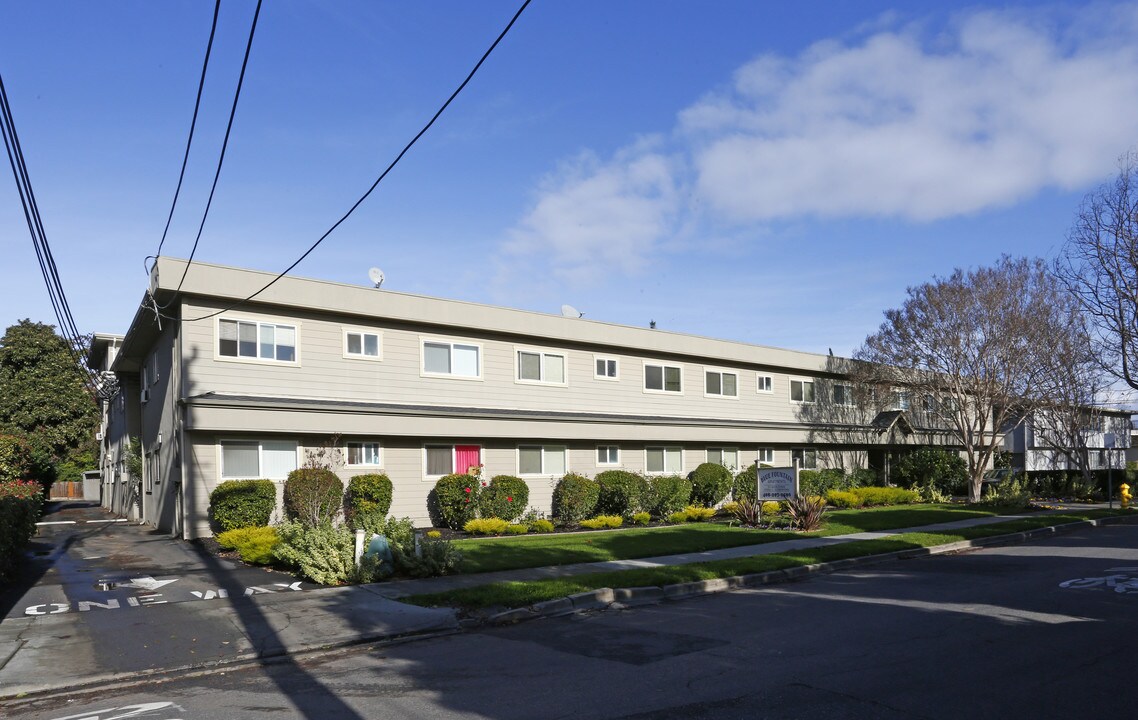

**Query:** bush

left=893, top=447, right=967, bottom=496
left=645, top=474, right=692, bottom=517
left=0, top=479, right=43, bottom=582
left=631, top=511, right=651, bottom=526
left=479, top=475, right=530, bottom=521
left=209, top=479, right=276, bottom=532
left=855, top=487, right=919, bottom=506
left=392, top=536, right=462, bottom=578
left=552, top=473, right=600, bottom=525
left=530, top=519, right=555, bottom=533
left=682, top=505, right=716, bottom=522
left=847, top=468, right=879, bottom=487
left=689, top=463, right=733, bottom=507
left=505, top=524, right=529, bottom=535
left=580, top=514, right=624, bottom=529
left=464, top=518, right=509, bottom=535
left=344, top=473, right=393, bottom=533
left=284, top=468, right=344, bottom=527
left=786, top=495, right=827, bottom=531
left=826, top=490, right=862, bottom=509
left=666, top=511, right=688, bottom=525
left=977, top=474, right=1033, bottom=510
left=273, top=521, right=355, bottom=585
left=799, top=469, right=855, bottom=497
left=733, top=465, right=758, bottom=501
left=762, top=501, right=782, bottom=515
left=0, top=435, right=34, bottom=482
left=432, top=473, right=481, bottom=530
left=216, top=526, right=279, bottom=565
left=726, top=497, right=760, bottom=525
left=595, top=470, right=648, bottom=517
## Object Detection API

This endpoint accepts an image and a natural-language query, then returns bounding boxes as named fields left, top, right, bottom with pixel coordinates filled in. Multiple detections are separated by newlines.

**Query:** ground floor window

left=757, top=447, right=774, bottom=464
left=707, top=447, right=738, bottom=470
left=346, top=441, right=381, bottom=467
left=597, top=445, right=620, bottom=465
left=220, top=439, right=298, bottom=479
left=519, top=446, right=567, bottom=475
left=791, top=448, right=818, bottom=470
left=425, top=444, right=482, bottom=477
left=646, top=446, right=683, bottom=474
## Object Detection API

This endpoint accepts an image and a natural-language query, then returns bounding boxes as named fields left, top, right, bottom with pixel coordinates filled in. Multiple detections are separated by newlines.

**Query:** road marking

left=35, top=521, right=77, bottom=526
left=85, top=518, right=128, bottom=523
left=120, top=576, right=179, bottom=591
left=1059, top=572, right=1138, bottom=593
left=49, top=701, right=184, bottom=720
left=23, top=580, right=308, bottom=615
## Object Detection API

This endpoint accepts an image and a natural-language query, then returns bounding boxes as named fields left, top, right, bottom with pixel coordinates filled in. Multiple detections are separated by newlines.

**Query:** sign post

left=758, top=463, right=799, bottom=522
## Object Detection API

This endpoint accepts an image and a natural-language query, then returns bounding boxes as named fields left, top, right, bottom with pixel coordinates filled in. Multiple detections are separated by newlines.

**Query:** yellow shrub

left=580, top=514, right=623, bottom=529
left=463, top=518, right=509, bottom=535
left=683, top=505, right=716, bottom=522
left=504, top=523, right=529, bottom=535
left=426, top=530, right=442, bottom=539
left=826, top=490, right=862, bottom=509
left=761, top=501, right=781, bottom=515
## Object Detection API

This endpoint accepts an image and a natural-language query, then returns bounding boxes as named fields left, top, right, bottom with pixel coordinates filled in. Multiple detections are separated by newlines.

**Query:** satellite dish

left=561, top=304, right=583, bottom=318
left=368, top=267, right=385, bottom=288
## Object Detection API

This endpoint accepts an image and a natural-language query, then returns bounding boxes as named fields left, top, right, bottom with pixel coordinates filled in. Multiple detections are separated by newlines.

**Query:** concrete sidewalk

left=0, top=502, right=1130, bottom=700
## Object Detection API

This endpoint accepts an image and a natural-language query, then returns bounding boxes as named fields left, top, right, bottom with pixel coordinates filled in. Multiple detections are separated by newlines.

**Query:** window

left=757, top=375, right=773, bottom=393
left=219, top=319, right=296, bottom=362
left=517, top=349, right=567, bottom=384
left=646, top=446, right=683, bottom=474
left=705, top=370, right=738, bottom=398
left=425, top=444, right=482, bottom=477
left=220, top=439, right=297, bottom=479
left=595, top=356, right=619, bottom=380
left=346, top=442, right=381, bottom=466
left=707, top=447, right=738, bottom=469
left=597, top=446, right=620, bottom=465
left=519, top=446, right=567, bottom=475
left=790, top=378, right=815, bottom=404
left=757, top=447, right=774, bottom=464
left=422, top=340, right=481, bottom=379
left=834, top=384, right=855, bottom=407
left=791, top=448, right=818, bottom=469
left=645, top=363, right=683, bottom=393
left=344, top=329, right=381, bottom=359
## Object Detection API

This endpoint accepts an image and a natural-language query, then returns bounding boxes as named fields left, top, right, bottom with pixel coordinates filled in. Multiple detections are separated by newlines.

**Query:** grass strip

left=407, top=510, right=1131, bottom=611
left=452, top=504, right=999, bottom=574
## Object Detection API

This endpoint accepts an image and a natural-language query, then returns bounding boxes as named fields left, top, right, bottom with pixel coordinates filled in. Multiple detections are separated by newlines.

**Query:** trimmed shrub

left=666, top=511, right=688, bottom=525
left=799, top=469, right=855, bottom=497
left=273, top=521, right=355, bottom=585
left=854, top=487, right=919, bottom=506
left=0, top=435, right=34, bottom=483
left=761, top=501, right=782, bottom=515
left=580, top=514, right=624, bottom=529
left=530, top=519, right=555, bottom=533
left=464, top=518, right=510, bottom=535
left=209, top=479, right=276, bottom=531
left=631, top=511, right=651, bottom=526
left=894, top=447, right=967, bottom=496
left=595, top=470, right=648, bottom=517
left=733, top=465, right=758, bottom=501
left=432, top=473, right=481, bottom=530
left=826, top=490, right=862, bottom=509
left=283, top=468, right=344, bottom=527
left=479, top=475, right=530, bottom=522
left=0, top=479, right=43, bottom=582
left=552, top=473, right=600, bottom=525
left=215, top=526, right=279, bottom=565
left=504, top=524, right=529, bottom=535
left=344, top=473, right=393, bottom=533
left=645, top=474, right=692, bottom=517
left=689, top=463, right=733, bottom=507
left=682, top=505, right=716, bottom=522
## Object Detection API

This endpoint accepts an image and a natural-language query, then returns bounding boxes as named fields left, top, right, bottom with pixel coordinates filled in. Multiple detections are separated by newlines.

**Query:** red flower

left=482, top=482, right=487, bottom=487
left=464, top=487, right=471, bottom=493
left=507, top=497, right=513, bottom=502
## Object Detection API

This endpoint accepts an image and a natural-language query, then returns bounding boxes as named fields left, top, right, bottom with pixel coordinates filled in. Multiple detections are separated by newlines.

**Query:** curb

left=476, top=514, right=1138, bottom=626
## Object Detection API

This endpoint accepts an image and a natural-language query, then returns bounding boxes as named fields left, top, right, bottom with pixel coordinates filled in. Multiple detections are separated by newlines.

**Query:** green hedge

left=284, top=468, right=343, bottom=527
left=689, top=463, right=733, bottom=507
left=552, top=473, right=600, bottom=525
left=733, top=465, right=758, bottom=501
left=0, top=480, right=44, bottom=582
left=480, top=475, right=529, bottom=521
left=345, top=473, right=393, bottom=533
left=646, top=474, right=692, bottom=517
left=0, top=435, right=34, bottom=483
left=209, top=479, right=276, bottom=532
left=595, top=470, right=648, bottom=517
left=432, top=473, right=481, bottom=529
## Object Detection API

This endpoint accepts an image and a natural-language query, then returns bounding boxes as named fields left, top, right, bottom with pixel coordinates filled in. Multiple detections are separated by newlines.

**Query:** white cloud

left=502, top=4, right=1138, bottom=280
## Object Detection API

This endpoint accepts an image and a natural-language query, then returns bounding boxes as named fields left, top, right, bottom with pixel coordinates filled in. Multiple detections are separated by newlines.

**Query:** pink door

left=455, top=445, right=481, bottom=475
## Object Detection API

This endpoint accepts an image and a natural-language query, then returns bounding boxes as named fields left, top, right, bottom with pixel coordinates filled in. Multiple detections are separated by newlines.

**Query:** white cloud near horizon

left=501, top=4, right=1138, bottom=283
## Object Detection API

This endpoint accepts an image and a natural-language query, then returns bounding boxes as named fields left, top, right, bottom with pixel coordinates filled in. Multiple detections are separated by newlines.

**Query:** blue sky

left=3, top=0, right=1138, bottom=358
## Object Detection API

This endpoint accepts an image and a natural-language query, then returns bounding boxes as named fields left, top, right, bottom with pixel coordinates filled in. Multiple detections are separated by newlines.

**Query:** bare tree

left=1056, top=150, right=1138, bottom=390
left=855, top=257, right=1080, bottom=501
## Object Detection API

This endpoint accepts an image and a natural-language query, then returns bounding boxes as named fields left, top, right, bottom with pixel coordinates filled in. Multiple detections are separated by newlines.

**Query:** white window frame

left=343, top=328, right=383, bottom=361
left=643, top=361, right=684, bottom=395
left=517, top=445, right=568, bottom=476
left=420, top=337, right=483, bottom=381
left=791, top=447, right=818, bottom=470
left=345, top=441, right=382, bottom=467
left=645, top=446, right=684, bottom=475
left=422, top=444, right=483, bottom=479
left=833, top=383, right=856, bottom=407
left=790, top=377, right=816, bottom=404
left=757, top=447, right=775, bottom=464
left=707, top=447, right=739, bottom=470
left=218, top=439, right=299, bottom=480
left=216, top=316, right=300, bottom=365
left=515, top=346, right=569, bottom=386
left=594, top=355, right=619, bottom=381
left=757, top=374, right=774, bottom=393
left=704, top=368, right=739, bottom=399
left=597, top=445, right=620, bottom=466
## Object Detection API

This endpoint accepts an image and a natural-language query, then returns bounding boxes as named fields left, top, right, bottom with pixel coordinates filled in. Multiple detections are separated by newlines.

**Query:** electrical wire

left=153, top=0, right=222, bottom=262
left=161, top=0, right=533, bottom=323
left=158, top=0, right=262, bottom=308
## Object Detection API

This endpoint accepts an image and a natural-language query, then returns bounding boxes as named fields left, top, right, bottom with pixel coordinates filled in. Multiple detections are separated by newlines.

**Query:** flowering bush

left=432, top=473, right=481, bottom=529
left=479, top=475, right=529, bottom=522
left=0, top=479, right=43, bottom=581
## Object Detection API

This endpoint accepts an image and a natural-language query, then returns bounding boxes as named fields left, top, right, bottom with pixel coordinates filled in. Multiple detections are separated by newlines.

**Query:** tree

left=0, top=320, right=98, bottom=482
left=1056, top=150, right=1138, bottom=391
left=855, top=257, right=1082, bottom=501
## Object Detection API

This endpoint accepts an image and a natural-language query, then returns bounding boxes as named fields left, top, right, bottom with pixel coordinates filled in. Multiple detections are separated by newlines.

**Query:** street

left=5, top=521, right=1138, bottom=719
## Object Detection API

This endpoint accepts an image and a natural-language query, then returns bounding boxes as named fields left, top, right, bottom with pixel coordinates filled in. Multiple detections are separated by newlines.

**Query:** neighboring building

left=1003, top=409, right=1131, bottom=475
left=92, top=258, right=1117, bottom=539
left=88, top=333, right=139, bottom=519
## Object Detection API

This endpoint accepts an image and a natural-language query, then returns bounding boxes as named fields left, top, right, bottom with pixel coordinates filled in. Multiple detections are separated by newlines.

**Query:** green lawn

left=410, top=509, right=1131, bottom=611
left=452, top=504, right=999, bottom=574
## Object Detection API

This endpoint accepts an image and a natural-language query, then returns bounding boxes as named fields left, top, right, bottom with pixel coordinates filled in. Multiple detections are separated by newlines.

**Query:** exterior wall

left=138, top=319, right=182, bottom=536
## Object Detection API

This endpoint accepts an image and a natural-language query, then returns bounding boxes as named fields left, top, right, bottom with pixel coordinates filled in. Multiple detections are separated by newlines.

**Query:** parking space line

left=85, top=519, right=128, bottom=524
left=35, top=521, right=77, bottom=526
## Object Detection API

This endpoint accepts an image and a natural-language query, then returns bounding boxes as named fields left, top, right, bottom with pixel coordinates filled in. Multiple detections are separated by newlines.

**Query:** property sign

left=758, top=466, right=798, bottom=501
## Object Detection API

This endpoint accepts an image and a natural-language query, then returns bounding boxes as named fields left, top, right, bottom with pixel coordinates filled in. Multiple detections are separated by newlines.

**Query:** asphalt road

left=6, top=520, right=1138, bottom=720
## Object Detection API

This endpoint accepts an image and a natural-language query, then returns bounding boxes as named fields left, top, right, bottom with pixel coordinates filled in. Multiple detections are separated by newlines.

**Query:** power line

left=162, top=0, right=533, bottom=323
left=153, top=0, right=222, bottom=261
left=158, top=0, right=263, bottom=308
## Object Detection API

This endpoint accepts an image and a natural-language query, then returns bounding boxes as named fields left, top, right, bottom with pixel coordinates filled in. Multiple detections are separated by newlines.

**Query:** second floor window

left=645, top=363, right=682, bottom=393
left=790, top=379, right=815, bottom=403
left=517, top=350, right=566, bottom=384
left=219, top=319, right=296, bottom=362
left=345, top=330, right=381, bottom=359
left=423, top=340, right=481, bottom=378
left=705, top=371, right=738, bottom=397
left=833, top=384, right=855, bottom=407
